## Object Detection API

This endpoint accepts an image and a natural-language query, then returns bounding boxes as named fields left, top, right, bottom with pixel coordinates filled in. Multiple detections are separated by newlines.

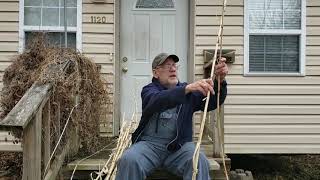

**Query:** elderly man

left=116, top=53, right=228, bottom=180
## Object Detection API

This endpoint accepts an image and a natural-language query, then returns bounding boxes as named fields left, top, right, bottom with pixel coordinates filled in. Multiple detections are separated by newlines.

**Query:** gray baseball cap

left=152, top=53, right=179, bottom=69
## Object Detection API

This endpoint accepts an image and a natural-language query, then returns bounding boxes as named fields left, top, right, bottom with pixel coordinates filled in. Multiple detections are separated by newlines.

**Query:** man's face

left=153, top=58, right=178, bottom=88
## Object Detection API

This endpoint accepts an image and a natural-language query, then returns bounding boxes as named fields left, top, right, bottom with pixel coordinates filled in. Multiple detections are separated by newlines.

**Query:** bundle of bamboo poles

left=192, top=0, right=229, bottom=180
left=92, top=113, right=139, bottom=180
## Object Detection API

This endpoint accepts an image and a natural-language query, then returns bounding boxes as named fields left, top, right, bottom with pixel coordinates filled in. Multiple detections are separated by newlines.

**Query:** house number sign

left=90, top=16, right=107, bottom=24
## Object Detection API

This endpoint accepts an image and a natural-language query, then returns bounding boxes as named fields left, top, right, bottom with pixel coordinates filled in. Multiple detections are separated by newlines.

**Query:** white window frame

left=244, top=0, right=306, bottom=76
left=18, top=0, right=82, bottom=53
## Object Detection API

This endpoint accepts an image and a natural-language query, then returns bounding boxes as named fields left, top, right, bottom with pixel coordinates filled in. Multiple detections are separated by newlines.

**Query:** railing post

left=214, top=105, right=224, bottom=157
left=23, top=108, right=42, bottom=180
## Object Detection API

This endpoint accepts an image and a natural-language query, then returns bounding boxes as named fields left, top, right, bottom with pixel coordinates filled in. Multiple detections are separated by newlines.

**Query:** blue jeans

left=115, top=141, right=210, bottom=180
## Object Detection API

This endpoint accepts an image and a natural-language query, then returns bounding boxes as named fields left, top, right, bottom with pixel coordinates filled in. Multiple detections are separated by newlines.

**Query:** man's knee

left=118, top=149, right=141, bottom=166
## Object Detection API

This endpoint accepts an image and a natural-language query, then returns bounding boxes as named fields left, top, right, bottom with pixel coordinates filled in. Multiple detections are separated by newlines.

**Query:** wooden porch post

left=23, top=108, right=42, bottom=180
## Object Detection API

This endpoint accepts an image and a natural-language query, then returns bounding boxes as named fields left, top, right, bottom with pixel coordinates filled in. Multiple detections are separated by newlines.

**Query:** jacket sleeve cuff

left=174, top=85, right=188, bottom=102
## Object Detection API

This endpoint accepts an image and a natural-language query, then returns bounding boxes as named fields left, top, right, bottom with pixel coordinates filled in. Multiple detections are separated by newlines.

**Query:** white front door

left=120, top=0, right=188, bottom=121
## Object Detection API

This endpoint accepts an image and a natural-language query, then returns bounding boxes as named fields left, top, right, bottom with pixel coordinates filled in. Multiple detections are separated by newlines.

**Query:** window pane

left=60, top=0, right=77, bottom=7
left=248, top=0, right=301, bottom=30
left=249, top=35, right=300, bottom=73
left=266, top=36, right=281, bottom=53
left=249, top=10, right=265, bottom=29
left=284, top=0, right=301, bottom=9
left=60, top=8, right=77, bottom=27
left=42, top=8, right=60, bottom=26
left=24, top=7, right=41, bottom=26
left=284, top=10, right=301, bottom=29
left=25, top=0, right=41, bottom=6
left=136, top=0, right=174, bottom=8
left=47, top=33, right=76, bottom=49
left=265, top=0, right=282, bottom=10
left=283, top=36, right=299, bottom=53
left=25, top=32, right=76, bottom=49
left=282, top=54, right=299, bottom=72
left=250, top=36, right=265, bottom=53
left=64, top=33, right=76, bottom=49
left=265, top=10, right=283, bottom=29
left=248, top=0, right=264, bottom=10
left=47, top=33, right=61, bottom=46
left=43, top=0, right=59, bottom=7
left=265, top=54, right=282, bottom=72
left=249, top=54, right=265, bottom=71
left=25, top=0, right=77, bottom=28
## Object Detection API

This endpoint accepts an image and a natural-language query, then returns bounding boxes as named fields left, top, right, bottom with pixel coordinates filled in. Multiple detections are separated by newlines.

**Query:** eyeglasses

left=157, top=63, right=180, bottom=70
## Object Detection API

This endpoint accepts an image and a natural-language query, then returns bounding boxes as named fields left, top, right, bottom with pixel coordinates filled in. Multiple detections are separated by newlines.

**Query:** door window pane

left=136, top=0, right=174, bottom=8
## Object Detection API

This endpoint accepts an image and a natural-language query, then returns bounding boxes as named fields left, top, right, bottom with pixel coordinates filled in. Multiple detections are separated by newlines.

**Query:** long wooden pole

left=217, top=2, right=229, bottom=179
left=192, top=0, right=228, bottom=179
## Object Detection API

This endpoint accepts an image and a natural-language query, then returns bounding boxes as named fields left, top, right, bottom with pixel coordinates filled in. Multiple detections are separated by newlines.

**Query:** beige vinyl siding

left=193, top=0, right=244, bottom=139
left=82, top=0, right=115, bottom=137
left=0, top=0, right=19, bottom=91
left=195, top=0, right=320, bottom=153
left=0, top=0, right=19, bottom=148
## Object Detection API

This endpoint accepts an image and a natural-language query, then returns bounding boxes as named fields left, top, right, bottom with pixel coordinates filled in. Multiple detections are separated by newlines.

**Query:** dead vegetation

left=230, top=154, right=320, bottom=180
left=0, top=34, right=110, bottom=178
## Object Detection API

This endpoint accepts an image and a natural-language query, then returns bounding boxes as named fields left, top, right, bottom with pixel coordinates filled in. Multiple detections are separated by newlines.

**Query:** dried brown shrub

left=0, top=34, right=110, bottom=176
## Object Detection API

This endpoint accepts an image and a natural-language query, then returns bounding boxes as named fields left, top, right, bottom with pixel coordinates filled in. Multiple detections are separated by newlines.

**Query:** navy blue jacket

left=132, top=77, right=227, bottom=152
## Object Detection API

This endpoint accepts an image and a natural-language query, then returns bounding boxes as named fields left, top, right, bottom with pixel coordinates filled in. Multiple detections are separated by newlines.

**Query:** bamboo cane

left=217, top=3, right=229, bottom=179
left=192, top=0, right=228, bottom=180
left=92, top=112, right=138, bottom=180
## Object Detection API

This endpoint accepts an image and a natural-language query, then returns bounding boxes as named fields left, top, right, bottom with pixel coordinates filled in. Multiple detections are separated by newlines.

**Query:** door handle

left=122, top=67, right=128, bottom=72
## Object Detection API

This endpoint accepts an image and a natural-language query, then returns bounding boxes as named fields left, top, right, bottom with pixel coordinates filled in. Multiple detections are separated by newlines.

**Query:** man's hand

left=185, top=79, right=214, bottom=96
left=214, top=57, right=228, bottom=81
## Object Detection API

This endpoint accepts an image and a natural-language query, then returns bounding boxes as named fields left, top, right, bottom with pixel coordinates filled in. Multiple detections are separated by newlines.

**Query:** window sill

left=244, top=72, right=305, bottom=77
